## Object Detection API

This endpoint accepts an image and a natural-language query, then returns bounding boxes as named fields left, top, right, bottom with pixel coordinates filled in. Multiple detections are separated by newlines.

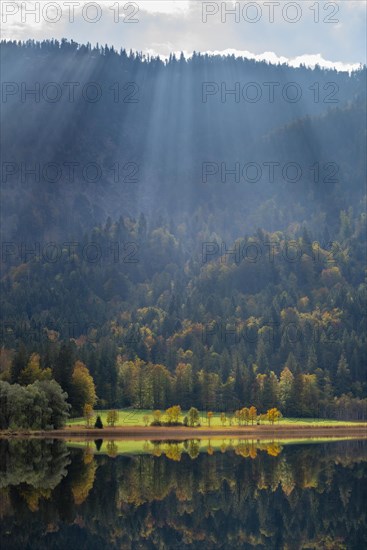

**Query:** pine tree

left=10, top=345, right=28, bottom=383
left=94, top=415, right=103, bottom=429
left=336, top=353, right=351, bottom=396
left=53, top=343, right=75, bottom=397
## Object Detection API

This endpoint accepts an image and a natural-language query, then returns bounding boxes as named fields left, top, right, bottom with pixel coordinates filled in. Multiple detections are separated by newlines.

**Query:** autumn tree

left=106, top=409, right=119, bottom=427
left=207, top=411, right=213, bottom=427
left=241, top=407, right=250, bottom=425
left=153, top=410, right=162, bottom=423
left=267, top=408, right=282, bottom=424
left=249, top=406, right=257, bottom=425
left=187, top=407, right=199, bottom=427
left=165, top=405, right=181, bottom=424
left=83, top=404, right=94, bottom=427
left=19, top=353, right=51, bottom=386
left=71, top=361, right=97, bottom=415
left=279, top=366, right=294, bottom=414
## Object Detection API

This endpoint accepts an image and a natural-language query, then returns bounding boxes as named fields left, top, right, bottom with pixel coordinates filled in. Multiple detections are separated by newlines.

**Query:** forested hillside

left=1, top=40, right=366, bottom=418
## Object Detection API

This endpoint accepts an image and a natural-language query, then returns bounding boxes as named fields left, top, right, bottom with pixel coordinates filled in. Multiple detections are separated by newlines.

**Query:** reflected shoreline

left=68, top=436, right=366, bottom=460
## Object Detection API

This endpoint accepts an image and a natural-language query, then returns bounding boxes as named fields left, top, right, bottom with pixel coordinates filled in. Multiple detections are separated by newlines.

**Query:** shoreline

left=1, top=424, right=366, bottom=441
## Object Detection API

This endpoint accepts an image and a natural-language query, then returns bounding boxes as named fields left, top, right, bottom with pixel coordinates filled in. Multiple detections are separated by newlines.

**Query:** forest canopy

left=0, top=40, right=366, bottom=420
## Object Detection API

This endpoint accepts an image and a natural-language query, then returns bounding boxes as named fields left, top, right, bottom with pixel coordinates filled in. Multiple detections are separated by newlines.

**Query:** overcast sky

left=2, top=1, right=366, bottom=70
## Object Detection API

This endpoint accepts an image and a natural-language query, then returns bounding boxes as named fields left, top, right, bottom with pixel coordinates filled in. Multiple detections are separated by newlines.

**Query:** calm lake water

left=0, top=438, right=366, bottom=549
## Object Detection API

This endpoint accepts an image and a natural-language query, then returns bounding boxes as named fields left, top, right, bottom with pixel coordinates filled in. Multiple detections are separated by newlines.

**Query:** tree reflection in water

left=0, top=439, right=366, bottom=549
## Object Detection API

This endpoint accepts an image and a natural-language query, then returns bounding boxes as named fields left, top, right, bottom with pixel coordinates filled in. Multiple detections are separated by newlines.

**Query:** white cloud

left=286, top=53, right=361, bottom=73
left=139, top=1, right=190, bottom=14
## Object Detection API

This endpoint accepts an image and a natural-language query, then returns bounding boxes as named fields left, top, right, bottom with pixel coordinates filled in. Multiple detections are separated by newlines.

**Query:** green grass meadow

left=68, top=409, right=364, bottom=428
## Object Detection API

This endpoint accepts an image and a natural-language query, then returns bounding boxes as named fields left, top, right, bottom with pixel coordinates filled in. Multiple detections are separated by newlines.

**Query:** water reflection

left=0, top=439, right=366, bottom=549
left=90, top=438, right=284, bottom=459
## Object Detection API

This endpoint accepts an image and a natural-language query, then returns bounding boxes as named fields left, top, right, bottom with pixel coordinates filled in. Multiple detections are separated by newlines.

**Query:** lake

left=0, top=438, right=366, bottom=549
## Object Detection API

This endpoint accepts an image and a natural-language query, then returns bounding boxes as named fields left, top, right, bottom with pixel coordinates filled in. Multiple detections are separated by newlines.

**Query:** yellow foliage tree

left=165, top=405, right=181, bottom=423
left=106, top=409, right=119, bottom=427
left=267, top=408, right=282, bottom=424
left=249, top=406, right=257, bottom=425
left=71, top=361, right=97, bottom=415
left=19, top=353, right=52, bottom=385
left=207, top=411, right=213, bottom=427
left=241, top=407, right=250, bottom=425
left=83, top=403, right=94, bottom=427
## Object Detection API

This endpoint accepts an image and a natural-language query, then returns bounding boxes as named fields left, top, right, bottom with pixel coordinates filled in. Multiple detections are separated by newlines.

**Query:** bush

left=0, top=380, right=70, bottom=430
left=94, top=415, right=104, bottom=429
left=150, top=420, right=162, bottom=426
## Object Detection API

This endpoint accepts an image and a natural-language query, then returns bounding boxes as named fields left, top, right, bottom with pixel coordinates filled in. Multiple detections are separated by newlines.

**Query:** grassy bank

left=68, top=409, right=366, bottom=428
